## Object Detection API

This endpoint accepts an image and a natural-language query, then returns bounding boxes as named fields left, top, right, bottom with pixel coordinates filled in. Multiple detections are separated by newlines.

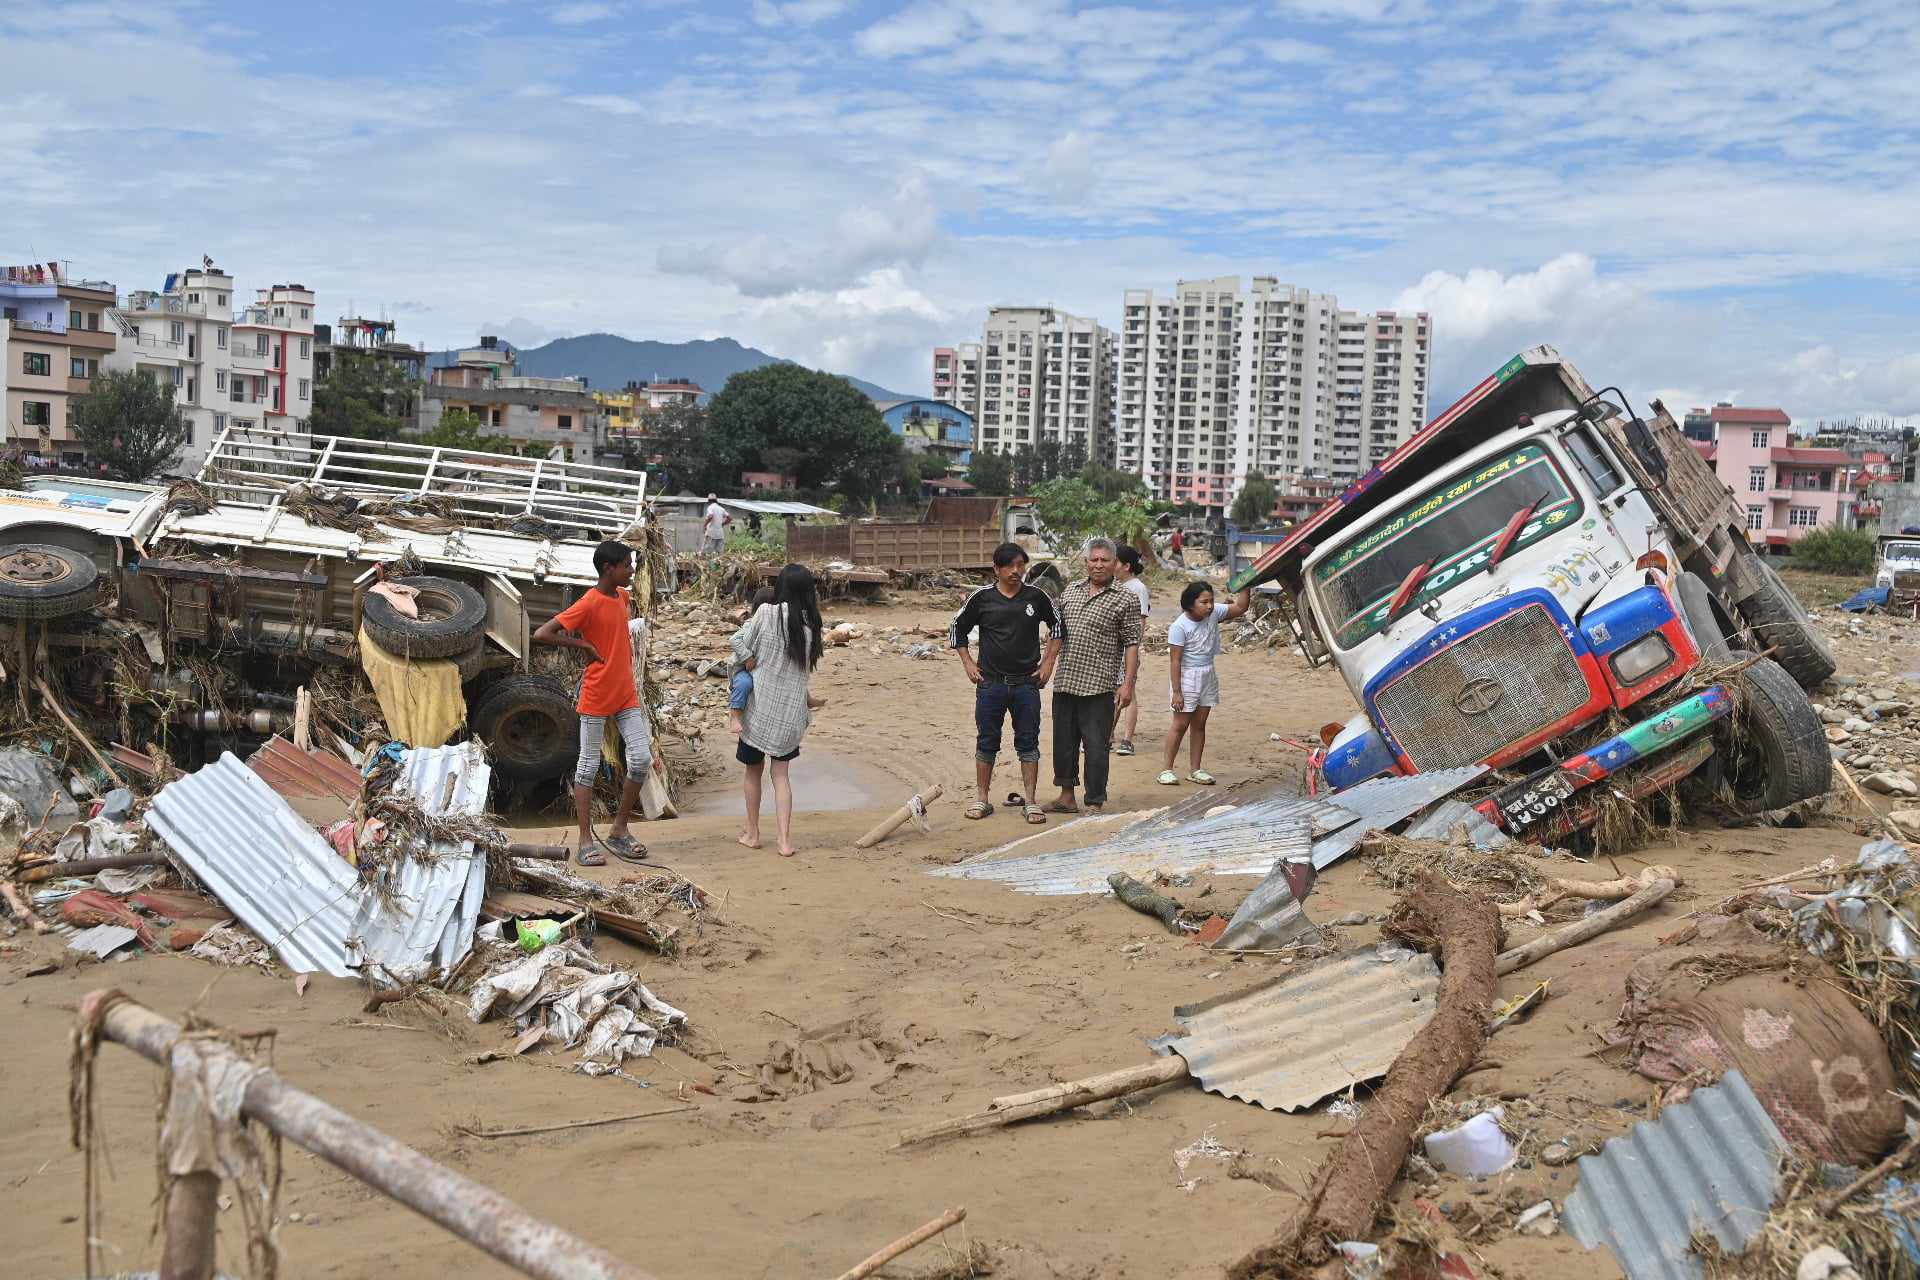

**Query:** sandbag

left=1609, top=916, right=1903, bottom=1166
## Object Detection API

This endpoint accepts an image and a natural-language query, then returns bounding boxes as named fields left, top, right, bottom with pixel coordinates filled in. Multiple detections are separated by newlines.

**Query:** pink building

left=1697, top=406, right=1887, bottom=550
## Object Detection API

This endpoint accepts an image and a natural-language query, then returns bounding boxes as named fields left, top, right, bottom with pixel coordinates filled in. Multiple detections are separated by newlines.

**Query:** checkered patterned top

left=1054, top=579, right=1143, bottom=697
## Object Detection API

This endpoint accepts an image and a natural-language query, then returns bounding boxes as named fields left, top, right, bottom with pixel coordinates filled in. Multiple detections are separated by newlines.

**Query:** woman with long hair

left=727, top=563, right=825, bottom=856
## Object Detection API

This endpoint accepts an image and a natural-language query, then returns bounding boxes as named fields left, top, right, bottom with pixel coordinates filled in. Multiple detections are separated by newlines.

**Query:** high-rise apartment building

left=1116, top=276, right=1429, bottom=513
left=2, top=262, right=120, bottom=466
left=933, top=306, right=1115, bottom=463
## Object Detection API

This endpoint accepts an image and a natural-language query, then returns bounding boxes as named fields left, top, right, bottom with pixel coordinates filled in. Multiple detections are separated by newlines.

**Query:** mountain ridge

left=428, top=333, right=919, bottom=404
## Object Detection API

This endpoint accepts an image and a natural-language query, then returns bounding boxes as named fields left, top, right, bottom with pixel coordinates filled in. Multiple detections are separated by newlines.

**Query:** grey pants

left=575, top=705, right=653, bottom=786
left=1052, top=691, right=1115, bottom=806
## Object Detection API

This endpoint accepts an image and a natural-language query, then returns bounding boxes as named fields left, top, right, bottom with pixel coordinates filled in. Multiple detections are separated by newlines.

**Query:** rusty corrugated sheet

left=247, top=735, right=364, bottom=806
left=1150, top=948, right=1441, bottom=1111
left=1562, top=1069, right=1785, bottom=1280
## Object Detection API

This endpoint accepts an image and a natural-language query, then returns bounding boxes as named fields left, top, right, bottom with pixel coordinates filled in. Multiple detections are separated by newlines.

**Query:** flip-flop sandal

left=1188, top=770, right=1217, bottom=785
left=575, top=841, right=608, bottom=867
left=1156, top=770, right=1181, bottom=785
left=605, top=835, right=650, bottom=864
left=964, top=801, right=994, bottom=820
left=1024, top=804, right=1047, bottom=825
left=1005, top=791, right=1025, bottom=807
left=1046, top=801, right=1080, bottom=814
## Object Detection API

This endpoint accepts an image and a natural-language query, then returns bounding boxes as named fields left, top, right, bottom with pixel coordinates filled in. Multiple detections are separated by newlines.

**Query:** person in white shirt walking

left=1158, top=580, right=1250, bottom=786
left=1113, top=546, right=1151, bottom=756
left=700, top=494, right=732, bottom=554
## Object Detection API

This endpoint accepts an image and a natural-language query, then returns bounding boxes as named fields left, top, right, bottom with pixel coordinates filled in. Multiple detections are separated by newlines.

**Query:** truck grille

left=1373, top=603, right=1589, bottom=772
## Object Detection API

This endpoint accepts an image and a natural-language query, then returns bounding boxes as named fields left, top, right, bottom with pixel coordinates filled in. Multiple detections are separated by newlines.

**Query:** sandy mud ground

left=1, top=589, right=1897, bottom=1279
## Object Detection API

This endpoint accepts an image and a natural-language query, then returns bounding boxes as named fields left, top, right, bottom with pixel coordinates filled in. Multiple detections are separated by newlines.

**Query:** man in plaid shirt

left=1048, top=537, right=1141, bottom=811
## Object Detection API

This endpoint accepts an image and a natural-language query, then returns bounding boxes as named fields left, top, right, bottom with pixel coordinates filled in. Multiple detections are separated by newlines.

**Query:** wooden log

left=1228, top=876, right=1500, bottom=1278
left=1108, top=872, right=1183, bottom=930
left=896, top=1055, right=1187, bottom=1147
left=19, top=854, right=164, bottom=883
left=834, top=1207, right=967, bottom=1280
left=1495, top=877, right=1675, bottom=976
left=1494, top=863, right=1679, bottom=918
left=35, top=676, right=126, bottom=790
left=160, top=1170, right=219, bottom=1280
left=1, top=878, right=49, bottom=933
left=84, top=992, right=659, bottom=1280
left=855, top=783, right=944, bottom=849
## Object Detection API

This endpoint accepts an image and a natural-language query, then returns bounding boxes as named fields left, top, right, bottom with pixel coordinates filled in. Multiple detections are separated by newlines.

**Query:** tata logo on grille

left=1453, top=676, right=1506, bottom=716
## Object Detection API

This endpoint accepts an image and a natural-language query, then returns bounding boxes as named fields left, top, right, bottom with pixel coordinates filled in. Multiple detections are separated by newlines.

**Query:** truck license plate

left=1494, top=769, right=1578, bottom=827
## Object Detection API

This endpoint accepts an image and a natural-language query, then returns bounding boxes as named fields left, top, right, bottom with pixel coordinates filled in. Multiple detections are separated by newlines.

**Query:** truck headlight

left=1611, top=634, right=1675, bottom=684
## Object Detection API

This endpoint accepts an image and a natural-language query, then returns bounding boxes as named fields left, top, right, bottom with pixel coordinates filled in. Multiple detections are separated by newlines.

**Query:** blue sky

left=4, top=0, right=1917, bottom=420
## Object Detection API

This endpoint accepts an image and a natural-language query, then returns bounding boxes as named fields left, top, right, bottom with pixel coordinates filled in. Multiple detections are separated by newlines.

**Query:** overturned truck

left=1233, top=345, right=1833, bottom=837
left=0, top=431, right=651, bottom=783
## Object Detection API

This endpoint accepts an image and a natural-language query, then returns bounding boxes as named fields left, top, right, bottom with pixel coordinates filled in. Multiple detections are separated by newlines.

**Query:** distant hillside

left=428, top=334, right=918, bottom=403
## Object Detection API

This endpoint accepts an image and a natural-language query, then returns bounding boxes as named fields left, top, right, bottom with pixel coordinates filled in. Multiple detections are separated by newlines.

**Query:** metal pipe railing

left=79, top=991, right=659, bottom=1280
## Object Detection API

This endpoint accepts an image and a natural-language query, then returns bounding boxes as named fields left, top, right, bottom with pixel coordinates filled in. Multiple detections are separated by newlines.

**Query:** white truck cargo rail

left=196, top=429, right=648, bottom=531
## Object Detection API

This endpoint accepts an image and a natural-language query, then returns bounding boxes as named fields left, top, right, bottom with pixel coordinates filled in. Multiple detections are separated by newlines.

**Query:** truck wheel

left=1674, top=572, right=1732, bottom=662
left=1736, top=555, right=1837, bottom=689
left=451, top=642, right=488, bottom=683
left=472, top=675, right=578, bottom=781
left=362, top=575, right=487, bottom=660
left=1720, top=651, right=1832, bottom=814
left=0, top=544, right=99, bottom=620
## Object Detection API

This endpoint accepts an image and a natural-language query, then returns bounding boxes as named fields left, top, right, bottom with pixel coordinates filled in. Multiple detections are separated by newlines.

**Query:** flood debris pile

left=1, top=732, right=697, bottom=1079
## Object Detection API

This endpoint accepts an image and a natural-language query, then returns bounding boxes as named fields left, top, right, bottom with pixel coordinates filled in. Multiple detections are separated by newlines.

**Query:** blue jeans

left=729, top=668, right=753, bottom=710
left=975, top=677, right=1041, bottom=765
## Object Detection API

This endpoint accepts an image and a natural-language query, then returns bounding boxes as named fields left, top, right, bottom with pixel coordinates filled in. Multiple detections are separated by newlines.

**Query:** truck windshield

left=1884, top=542, right=1920, bottom=561
left=1312, top=442, right=1583, bottom=648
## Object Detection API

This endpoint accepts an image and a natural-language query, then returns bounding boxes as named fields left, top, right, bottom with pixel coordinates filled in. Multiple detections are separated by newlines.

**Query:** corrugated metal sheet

left=1310, top=766, right=1488, bottom=869
left=1150, top=948, right=1441, bottom=1111
left=932, top=809, right=1320, bottom=895
left=247, top=735, right=364, bottom=805
left=1563, top=1070, right=1785, bottom=1280
left=145, top=743, right=491, bottom=981
left=653, top=495, right=840, bottom=516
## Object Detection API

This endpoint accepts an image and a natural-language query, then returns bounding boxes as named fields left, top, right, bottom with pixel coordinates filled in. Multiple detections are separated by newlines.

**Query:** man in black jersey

left=950, top=542, right=1063, bottom=824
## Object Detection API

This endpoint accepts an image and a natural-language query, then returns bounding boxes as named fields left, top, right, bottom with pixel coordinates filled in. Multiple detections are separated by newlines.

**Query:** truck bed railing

left=196, top=429, right=648, bottom=531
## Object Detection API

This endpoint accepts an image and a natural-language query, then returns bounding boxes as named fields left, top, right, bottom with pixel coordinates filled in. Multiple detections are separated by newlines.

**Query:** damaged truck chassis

left=0, top=429, right=650, bottom=782
left=1234, top=345, right=1834, bottom=838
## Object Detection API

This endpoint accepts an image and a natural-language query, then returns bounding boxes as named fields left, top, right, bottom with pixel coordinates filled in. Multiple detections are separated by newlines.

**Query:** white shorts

left=1172, top=666, right=1220, bottom=712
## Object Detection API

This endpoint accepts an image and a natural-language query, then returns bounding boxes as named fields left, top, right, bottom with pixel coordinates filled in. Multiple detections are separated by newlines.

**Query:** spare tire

left=0, top=544, right=99, bottom=620
left=472, top=675, right=578, bottom=782
left=362, top=575, right=486, bottom=659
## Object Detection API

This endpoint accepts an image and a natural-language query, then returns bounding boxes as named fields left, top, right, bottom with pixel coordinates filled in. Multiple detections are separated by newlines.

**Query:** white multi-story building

left=109, top=269, right=318, bottom=475
left=934, top=306, right=1115, bottom=464
left=1116, top=275, right=1429, bottom=514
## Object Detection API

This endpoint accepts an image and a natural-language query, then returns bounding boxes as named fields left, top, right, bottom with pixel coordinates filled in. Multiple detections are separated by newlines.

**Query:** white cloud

left=751, top=0, right=856, bottom=27
left=854, top=2, right=970, bottom=56
left=1393, top=254, right=1632, bottom=344
left=1257, top=38, right=1332, bottom=62
left=550, top=2, right=619, bottom=24
left=1040, top=131, right=1097, bottom=204
left=565, top=93, right=645, bottom=114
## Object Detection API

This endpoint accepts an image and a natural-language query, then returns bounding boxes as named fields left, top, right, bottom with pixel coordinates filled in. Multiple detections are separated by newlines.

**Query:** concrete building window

left=256, top=334, right=268, bottom=356
left=70, top=310, right=84, bottom=329
left=1750, top=429, right=1769, bottom=448
left=1746, top=505, right=1764, bottom=530
left=172, top=322, right=185, bottom=342
left=230, top=381, right=244, bottom=403
left=1748, top=466, right=1767, bottom=492
left=299, top=338, right=311, bottom=358
left=300, top=307, right=310, bottom=319
left=559, top=415, right=573, bottom=430
left=70, top=357, right=88, bottom=378
left=216, top=327, right=227, bottom=349
left=217, top=294, right=227, bottom=307
left=1788, top=507, right=1819, bottom=528
left=216, top=371, right=227, bottom=391
left=23, top=352, right=50, bottom=376
left=22, top=401, right=50, bottom=427
left=172, top=366, right=183, bottom=387
left=213, top=413, right=226, bottom=433
left=299, top=379, right=310, bottom=400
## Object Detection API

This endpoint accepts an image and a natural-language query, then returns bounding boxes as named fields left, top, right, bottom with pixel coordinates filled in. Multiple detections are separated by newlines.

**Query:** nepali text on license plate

left=1497, top=770, right=1577, bottom=827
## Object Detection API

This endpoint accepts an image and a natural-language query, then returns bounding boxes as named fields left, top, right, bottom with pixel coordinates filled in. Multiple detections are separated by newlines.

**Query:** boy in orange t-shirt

left=534, top=540, right=652, bottom=866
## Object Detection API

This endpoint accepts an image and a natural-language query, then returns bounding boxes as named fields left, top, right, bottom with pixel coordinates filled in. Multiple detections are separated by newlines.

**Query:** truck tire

left=1735, top=555, right=1837, bottom=689
left=451, top=642, right=488, bottom=683
left=0, top=544, right=99, bottom=620
left=1674, top=572, right=1732, bottom=663
left=472, top=675, right=578, bottom=782
left=1720, top=650, right=1832, bottom=814
left=362, top=575, right=487, bottom=660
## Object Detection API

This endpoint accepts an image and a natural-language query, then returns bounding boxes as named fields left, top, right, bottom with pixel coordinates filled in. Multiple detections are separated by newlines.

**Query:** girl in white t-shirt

left=1158, top=580, right=1251, bottom=786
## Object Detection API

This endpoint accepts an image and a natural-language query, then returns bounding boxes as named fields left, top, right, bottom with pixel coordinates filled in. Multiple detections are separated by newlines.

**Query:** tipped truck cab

left=1237, top=346, right=1832, bottom=837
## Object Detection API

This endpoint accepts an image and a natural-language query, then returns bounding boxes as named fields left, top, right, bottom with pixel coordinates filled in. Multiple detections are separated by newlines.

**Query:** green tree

left=1031, top=477, right=1155, bottom=559
left=968, top=448, right=1012, bottom=496
left=70, top=369, right=190, bottom=482
left=1080, top=461, right=1148, bottom=501
left=706, top=364, right=902, bottom=503
left=1231, top=469, right=1280, bottom=527
left=310, top=353, right=415, bottom=440
left=647, top=403, right=737, bottom=494
left=417, top=408, right=515, bottom=454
